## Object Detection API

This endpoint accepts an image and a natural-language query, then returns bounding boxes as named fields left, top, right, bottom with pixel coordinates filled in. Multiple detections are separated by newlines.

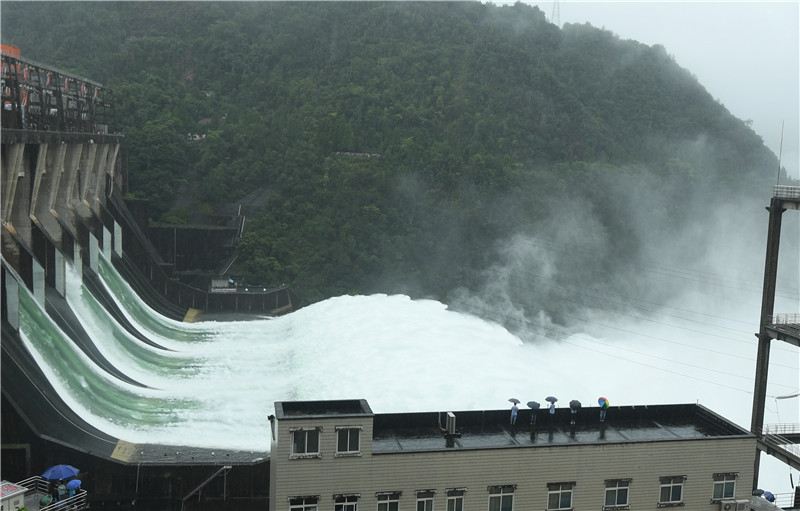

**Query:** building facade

left=269, top=400, right=756, bottom=511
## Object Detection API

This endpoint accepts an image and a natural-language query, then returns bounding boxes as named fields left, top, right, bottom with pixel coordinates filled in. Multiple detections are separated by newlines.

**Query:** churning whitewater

left=16, top=254, right=797, bottom=466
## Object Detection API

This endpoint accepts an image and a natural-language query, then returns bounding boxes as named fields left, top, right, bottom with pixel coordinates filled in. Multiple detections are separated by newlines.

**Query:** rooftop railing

left=758, top=427, right=800, bottom=459
left=13, top=475, right=88, bottom=511
left=769, top=314, right=799, bottom=326
left=769, top=492, right=797, bottom=508
left=763, top=423, right=800, bottom=437
left=774, top=185, right=800, bottom=199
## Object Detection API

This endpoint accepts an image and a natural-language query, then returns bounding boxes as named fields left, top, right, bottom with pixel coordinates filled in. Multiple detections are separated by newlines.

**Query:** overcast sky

left=515, top=1, right=800, bottom=181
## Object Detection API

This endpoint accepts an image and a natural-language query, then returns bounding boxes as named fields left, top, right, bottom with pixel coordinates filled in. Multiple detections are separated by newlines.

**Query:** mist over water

left=438, top=182, right=799, bottom=491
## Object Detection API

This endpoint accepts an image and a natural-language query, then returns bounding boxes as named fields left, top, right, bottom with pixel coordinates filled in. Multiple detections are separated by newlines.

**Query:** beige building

left=269, top=400, right=756, bottom=511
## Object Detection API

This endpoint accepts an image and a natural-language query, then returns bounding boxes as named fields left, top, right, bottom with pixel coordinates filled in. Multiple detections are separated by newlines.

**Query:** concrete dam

left=1, top=45, right=288, bottom=509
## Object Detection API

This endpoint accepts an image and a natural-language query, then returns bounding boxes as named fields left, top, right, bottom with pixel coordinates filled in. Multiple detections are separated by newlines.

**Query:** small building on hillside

left=269, top=400, right=756, bottom=511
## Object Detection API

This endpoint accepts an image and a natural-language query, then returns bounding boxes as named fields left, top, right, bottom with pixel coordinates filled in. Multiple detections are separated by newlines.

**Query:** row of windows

left=291, top=427, right=361, bottom=457
left=287, top=475, right=737, bottom=511
left=290, top=490, right=467, bottom=511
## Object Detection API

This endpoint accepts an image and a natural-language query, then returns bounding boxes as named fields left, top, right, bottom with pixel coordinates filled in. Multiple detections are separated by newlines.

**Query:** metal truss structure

left=2, top=45, right=114, bottom=134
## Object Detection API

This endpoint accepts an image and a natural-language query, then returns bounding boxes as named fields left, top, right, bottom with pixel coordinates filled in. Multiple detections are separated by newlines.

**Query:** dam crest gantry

left=1, top=44, right=295, bottom=321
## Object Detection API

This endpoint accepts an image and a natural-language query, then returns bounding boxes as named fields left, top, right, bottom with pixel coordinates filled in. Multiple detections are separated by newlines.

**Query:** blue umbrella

left=42, top=464, right=79, bottom=481
left=66, top=479, right=82, bottom=490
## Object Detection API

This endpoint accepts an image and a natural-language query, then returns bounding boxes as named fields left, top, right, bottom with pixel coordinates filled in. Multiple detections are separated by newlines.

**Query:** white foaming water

left=17, top=253, right=799, bottom=492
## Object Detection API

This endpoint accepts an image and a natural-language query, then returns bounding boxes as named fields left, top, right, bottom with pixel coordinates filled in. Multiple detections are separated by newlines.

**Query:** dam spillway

left=0, top=46, right=285, bottom=506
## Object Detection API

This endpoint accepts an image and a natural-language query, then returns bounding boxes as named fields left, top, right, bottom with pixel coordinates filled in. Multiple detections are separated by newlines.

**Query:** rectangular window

left=291, top=496, right=320, bottom=511
left=335, top=495, right=359, bottom=511
left=291, top=428, right=320, bottom=457
left=604, top=480, right=630, bottom=509
left=658, top=477, right=685, bottom=506
left=416, top=490, right=435, bottom=511
left=712, top=474, right=737, bottom=500
left=337, top=427, right=361, bottom=454
left=377, top=493, right=400, bottom=511
left=488, top=486, right=515, bottom=511
left=547, top=483, right=574, bottom=511
left=447, top=489, right=465, bottom=511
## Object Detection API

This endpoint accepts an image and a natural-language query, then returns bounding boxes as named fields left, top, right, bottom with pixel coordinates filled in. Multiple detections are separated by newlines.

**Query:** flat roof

left=1, top=481, right=28, bottom=499
left=369, top=403, right=754, bottom=453
left=275, top=399, right=373, bottom=419
left=272, top=400, right=754, bottom=453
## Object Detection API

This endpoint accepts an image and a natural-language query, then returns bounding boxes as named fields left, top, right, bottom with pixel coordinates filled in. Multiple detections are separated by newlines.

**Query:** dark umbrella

left=66, top=479, right=82, bottom=490
left=508, top=398, right=520, bottom=404
left=42, top=464, right=80, bottom=481
left=569, top=400, right=582, bottom=410
left=545, top=396, right=558, bottom=403
left=527, top=401, right=540, bottom=410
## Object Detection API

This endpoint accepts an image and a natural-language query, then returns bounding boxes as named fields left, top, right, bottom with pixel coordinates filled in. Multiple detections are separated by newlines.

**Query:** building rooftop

left=369, top=403, right=753, bottom=453
left=1, top=480, right=27, bottom=499
left=277, top=401, right=756, bottom=454
left=275, top=399, right=373, bottom=418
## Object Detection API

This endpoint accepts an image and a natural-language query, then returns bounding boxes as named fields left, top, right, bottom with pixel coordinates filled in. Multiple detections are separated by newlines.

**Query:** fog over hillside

left=521, top=0, right=799, bottom=182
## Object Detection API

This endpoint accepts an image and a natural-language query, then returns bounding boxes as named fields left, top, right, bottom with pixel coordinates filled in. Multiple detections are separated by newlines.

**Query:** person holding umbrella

left=546, top=396, right=558, bottom=418
left=509, top=398, right=520, bottom=425
left=66, top=479, right=82, bottom=498
left=41, top=464, right=79, bottom=502
left=569, top=400, right=581, bottom=425
left=527, top=401, right=540, bottom=425
left=598, top=397, right=610, bottom=422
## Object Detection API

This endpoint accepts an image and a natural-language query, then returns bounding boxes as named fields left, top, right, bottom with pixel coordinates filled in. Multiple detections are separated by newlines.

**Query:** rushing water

left=14, top=252, right=799, bottom=490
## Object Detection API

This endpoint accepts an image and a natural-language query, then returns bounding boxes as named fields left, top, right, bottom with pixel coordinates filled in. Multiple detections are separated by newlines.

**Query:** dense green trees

left=2, top=1, right=788, bottom=310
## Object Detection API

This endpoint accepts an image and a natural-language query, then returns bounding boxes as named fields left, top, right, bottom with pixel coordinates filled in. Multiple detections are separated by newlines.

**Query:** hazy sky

left=517, top=1, right=800, bottom=181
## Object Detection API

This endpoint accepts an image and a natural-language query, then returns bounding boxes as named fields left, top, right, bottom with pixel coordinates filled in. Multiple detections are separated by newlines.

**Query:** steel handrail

left=40, top=490, right=88, bottom=511
left=761, top=432, right=800, bottom=458
left=774, top=185, right=800, bottom=199
left=14, top=476, right=88, bottom=511
left=763, top=423, right=800, bottom=436
left=769, top=313, right=800, bottom=325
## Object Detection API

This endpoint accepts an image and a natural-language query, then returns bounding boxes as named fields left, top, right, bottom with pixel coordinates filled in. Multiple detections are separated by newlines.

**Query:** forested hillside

left=2, top=2, right=790, bottom=333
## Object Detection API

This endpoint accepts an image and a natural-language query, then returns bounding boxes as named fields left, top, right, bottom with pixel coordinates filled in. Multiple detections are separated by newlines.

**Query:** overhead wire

left=514, top=235, right=800, bottom=301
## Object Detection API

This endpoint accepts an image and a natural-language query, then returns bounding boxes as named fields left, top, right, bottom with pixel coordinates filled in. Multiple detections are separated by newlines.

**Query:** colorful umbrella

left=598, top=397, right=610, bottom=409
left=508, top=398, right=520, bottom=404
